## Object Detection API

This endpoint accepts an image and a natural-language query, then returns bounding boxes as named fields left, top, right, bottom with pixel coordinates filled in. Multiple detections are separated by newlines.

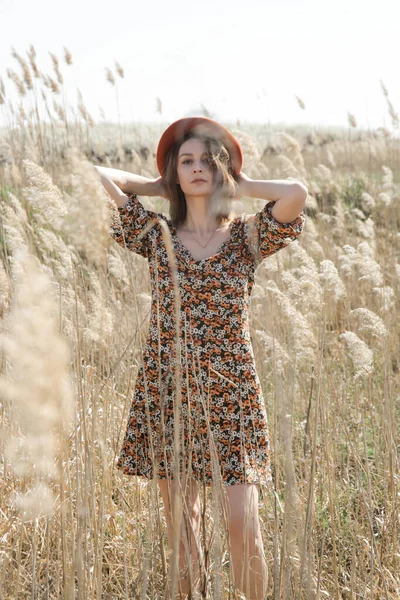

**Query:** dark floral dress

left=110, top=193, right=305, bottom=487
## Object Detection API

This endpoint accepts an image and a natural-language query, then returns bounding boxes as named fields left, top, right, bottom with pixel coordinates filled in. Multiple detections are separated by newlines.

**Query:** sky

left=0, top=0, right=399, bottom=131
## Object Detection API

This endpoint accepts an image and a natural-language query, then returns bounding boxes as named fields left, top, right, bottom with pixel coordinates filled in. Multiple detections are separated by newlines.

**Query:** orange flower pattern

left=110, top=194, right=305, bottom=487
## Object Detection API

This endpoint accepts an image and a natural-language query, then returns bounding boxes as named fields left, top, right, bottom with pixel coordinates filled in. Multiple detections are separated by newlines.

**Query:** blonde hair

left=163, top=132, right=238, bottom=228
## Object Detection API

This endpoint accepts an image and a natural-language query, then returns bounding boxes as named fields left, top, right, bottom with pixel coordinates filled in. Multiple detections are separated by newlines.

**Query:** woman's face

left=176, top=138, right=215, bottom=197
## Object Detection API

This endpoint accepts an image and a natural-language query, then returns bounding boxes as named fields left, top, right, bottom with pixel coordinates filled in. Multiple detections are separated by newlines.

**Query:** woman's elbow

left=293, top=182, right=308, bottom=205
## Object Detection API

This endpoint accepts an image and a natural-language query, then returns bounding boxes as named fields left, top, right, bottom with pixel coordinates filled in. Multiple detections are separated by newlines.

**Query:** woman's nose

left=193, top=163, right=203, bottom=172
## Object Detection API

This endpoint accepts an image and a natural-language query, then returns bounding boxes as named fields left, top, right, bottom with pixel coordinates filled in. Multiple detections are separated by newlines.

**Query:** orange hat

left=156, top=116, right=243, bottom=176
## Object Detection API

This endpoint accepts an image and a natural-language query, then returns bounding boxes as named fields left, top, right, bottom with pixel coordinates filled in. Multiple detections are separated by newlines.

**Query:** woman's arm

left=93, top=166, right=166, bottom=198
left=235, top=173, right=308, bottom=223
left=95, top=169, right=130, bottom=208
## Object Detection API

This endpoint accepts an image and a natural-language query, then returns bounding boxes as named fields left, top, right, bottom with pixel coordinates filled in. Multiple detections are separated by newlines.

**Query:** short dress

left=110, top=193, right=305, bottom=487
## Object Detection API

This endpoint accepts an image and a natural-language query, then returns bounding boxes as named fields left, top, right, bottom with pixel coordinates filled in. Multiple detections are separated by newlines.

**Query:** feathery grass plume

left=155, top=97, right=162, bottom=115
left=349, top=308, right=387, bottom=342
left=377, top=192, right=392, bottom=206
left=49, top=51, right=63, bottom=85
left=298, top=215, right=324, bottom=258
left=339, top=331, right=374, bottom=381
left=337, top=244, right=358, bottom=280
left=83, top=270, right=114, bottom=349
left=275, top=131, right=306, bottom=175
left=282, top=242, right=323, bottom=318
left=380, top=79, right=389, bottom=98
left=348, top=112, right=357, bottom=128
left=387, top=99, right=400, bottom=127
left=295, top=95, right=306, bottom=109
left=105, top=67, right=115, bottom=86
left=114, top=61, right=124, bottom=78
left=254, top=329, right=289, bottom=375
left=231, top=129, right=260, bottom=174
left=0, top=261, right=11, bottom=316
left=338, top=242, right=383, bottom=288
left=3, top=158, right=22, bottom=189
left=63, top=46, right=73, bottom=65
left=361, top=192, right=376, bottom=212
left=326, top=148, right=336, bottom=168
left=260, top=280, right=317, bottom=367
left=275, top=154, right=303, bottom=179
left=332, top=194, right=345, bottom=238
left=6, top=68, right=27, bottom=96
left=312, top=163, right=333, bottom=184
left=26, top=44, right=40, bottom=79
left=5, top=190, right=30, bottom=226
left=41, top=73, right=60, bottom=94
left=10, top=47, right=33, bottom=90
left=77, top=89, right=95, bottom=126
left=137, top=292, right=152, bottom=320
left=36, top=228, right=75, bottom=282
left=59, top=284, right=87, bottom=342
left=372, top=286, right=395, bottom=315
left=357, top=241, right=383, bottom=287
left=319, top=259, right=346, bottom=302
left=13, top=481, right=56, bottom=522
left=0, top=139, right=13, bottom=165
left=22, top=159, right=67, bottom=230
left=107, top=245, right=129, bottom=286
left=350, top=207, right=366, bottom=221
left=381, top=165, right=393, bottom=192
left=0, top=194, right=31, bottom=264
left=302, top=192, right=319, bottom=214
left=53, top=99, right=66, bottom=123
left=255, top=253, right=279, bottom=276
left=354, top=216, right=376, bottom=251
left=63, top=146, right=112, bottom=265
left=0, top=249, right=74, bottom=520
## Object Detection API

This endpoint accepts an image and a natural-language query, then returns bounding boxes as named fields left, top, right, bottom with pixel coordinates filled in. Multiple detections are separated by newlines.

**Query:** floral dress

left=110, top=193, right=305, bottom=487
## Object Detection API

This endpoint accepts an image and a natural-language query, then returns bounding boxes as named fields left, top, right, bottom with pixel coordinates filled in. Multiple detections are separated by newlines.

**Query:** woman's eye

left=183, top=159, right=192, bottom=164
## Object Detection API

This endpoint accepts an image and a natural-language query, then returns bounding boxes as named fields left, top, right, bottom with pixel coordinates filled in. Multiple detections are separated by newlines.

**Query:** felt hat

left=156, top=116, right=243, bottom=176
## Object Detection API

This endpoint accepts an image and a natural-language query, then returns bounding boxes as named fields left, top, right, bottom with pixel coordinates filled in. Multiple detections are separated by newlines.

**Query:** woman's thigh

left=224, top=483, right=261, bottom=533
left=158, top=478, right=201, bottom=526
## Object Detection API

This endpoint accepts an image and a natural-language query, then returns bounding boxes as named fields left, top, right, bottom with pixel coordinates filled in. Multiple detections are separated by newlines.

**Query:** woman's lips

left=192, top=179, right=207, bottom=183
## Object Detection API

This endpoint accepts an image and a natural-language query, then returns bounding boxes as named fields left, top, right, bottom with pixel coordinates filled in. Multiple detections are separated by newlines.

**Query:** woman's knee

left=228, top=511, right=260, bottom=541
left=224, top=483, right=261, bottom=539
left=158, top=478, right=201, bottom=531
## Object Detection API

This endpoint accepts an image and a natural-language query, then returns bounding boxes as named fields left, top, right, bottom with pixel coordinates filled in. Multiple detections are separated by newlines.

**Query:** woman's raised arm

left=93, top=166, right=167, bottom=199
left=234, top=173, right=307, bottom=222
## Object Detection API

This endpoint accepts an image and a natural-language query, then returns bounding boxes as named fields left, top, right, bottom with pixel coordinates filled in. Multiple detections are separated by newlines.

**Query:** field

left=0, top=51, right=399, bottom=600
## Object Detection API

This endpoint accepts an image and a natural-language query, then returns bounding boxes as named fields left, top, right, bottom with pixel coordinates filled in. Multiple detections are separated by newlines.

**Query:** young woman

left=95, top=117, right=307, bottom=599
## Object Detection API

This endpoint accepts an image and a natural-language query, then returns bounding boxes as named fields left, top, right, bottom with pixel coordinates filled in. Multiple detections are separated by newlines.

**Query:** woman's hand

left=233, top=172, right=252, bottom=200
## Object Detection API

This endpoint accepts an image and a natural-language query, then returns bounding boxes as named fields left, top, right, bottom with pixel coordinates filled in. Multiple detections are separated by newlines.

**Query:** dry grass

left=0, top=47, right=399, bottom=599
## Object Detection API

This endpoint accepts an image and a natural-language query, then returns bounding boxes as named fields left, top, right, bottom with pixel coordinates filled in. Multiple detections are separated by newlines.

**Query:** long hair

left=163, top=132, right=238, bottom=228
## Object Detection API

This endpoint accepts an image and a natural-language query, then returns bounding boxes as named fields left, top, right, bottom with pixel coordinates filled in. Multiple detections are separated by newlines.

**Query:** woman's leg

left=224, top=483, right=268, bottom=600
left=158, top=477, right=201, bottom=597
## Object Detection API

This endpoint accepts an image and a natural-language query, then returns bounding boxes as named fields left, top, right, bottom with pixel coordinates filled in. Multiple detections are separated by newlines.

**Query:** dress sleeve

left=109, top=193, right=159, bottom=258
left=247, top=201, right=305, bottom=267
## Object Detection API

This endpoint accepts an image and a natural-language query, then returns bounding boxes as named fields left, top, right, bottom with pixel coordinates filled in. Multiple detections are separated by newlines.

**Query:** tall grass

left=0, top=47, right=399, bottom=599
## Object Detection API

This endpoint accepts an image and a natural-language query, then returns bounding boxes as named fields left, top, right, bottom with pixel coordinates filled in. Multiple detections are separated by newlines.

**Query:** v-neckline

left=169, top=218, right=237, bottom=264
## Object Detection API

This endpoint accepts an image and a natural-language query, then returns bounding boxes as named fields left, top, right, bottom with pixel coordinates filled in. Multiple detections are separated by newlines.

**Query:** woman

left=95, top=117, right=307, bottom=599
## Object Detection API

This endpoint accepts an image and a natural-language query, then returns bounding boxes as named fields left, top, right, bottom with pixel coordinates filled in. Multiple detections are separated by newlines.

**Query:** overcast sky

left=0, top=0, right=399, bottom=130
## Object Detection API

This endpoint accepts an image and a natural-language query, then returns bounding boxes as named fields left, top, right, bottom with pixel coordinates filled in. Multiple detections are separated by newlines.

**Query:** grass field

left=0, top=50, right=399, bottom=599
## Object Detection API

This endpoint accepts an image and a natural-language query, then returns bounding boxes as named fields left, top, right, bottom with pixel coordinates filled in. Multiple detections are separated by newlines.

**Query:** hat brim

left=156, top=117, right=243, bottom=176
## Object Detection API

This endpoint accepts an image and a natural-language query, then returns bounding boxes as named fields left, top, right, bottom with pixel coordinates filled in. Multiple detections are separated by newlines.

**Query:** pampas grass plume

left=0, top=249, right=74, bottom=519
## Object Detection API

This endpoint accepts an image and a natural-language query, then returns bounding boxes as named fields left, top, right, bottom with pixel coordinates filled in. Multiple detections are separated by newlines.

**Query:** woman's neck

left=181, top=195, right=222, bottom=234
